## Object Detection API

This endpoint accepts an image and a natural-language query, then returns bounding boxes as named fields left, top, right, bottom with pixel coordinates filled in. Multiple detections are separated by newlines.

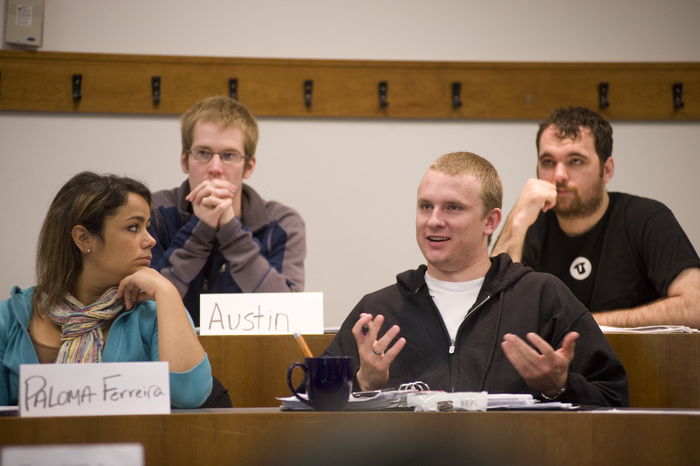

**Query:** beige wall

left=2, top=0, right=699, bottom=327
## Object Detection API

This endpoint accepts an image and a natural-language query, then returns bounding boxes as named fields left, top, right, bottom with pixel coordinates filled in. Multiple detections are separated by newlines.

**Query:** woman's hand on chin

left=116, top=268, right=174, bottom=310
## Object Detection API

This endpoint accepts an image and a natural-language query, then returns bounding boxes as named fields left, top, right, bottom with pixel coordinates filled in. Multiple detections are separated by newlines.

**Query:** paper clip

left=399, top=381, right=430, bottom=391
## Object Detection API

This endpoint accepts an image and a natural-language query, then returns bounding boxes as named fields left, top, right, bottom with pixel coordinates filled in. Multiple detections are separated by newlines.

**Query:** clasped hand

left=186, top=179, right=236, bottom=229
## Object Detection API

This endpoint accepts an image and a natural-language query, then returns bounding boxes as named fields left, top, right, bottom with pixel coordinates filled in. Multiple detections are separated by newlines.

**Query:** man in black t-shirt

left=492, top=106, right=700, bottom=328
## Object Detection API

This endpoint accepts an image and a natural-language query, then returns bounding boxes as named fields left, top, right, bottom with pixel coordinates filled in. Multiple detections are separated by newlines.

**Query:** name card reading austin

left=207, top=303, right=290, bottom=332
left=200, top=292, right=324, bottom=336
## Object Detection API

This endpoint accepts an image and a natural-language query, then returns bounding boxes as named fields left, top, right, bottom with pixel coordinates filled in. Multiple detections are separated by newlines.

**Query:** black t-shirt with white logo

left=521, top=192, right=700, bottom=312
left=537, top=210, right=609, bottom=308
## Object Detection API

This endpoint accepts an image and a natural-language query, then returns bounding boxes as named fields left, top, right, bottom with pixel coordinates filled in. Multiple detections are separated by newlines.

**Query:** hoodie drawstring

left=477, top=289, right=505, bottom=391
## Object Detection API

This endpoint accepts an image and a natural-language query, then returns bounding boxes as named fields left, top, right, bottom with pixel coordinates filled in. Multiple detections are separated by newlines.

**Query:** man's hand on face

left=186, top=179, right=236, bottom=229
left=512, top=178, right=558, bottom=225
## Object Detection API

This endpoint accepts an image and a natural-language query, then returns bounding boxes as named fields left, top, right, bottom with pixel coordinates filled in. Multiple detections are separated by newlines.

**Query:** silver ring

left=372, top=346, right=384, bottom=356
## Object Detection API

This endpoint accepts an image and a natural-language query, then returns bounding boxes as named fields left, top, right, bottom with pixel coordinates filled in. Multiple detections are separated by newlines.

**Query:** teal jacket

left=0, top=286, right=212, bottom=408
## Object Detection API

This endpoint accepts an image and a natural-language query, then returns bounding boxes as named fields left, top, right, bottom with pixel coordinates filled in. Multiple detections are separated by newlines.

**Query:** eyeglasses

left=186, top=147, right=248, bottom=164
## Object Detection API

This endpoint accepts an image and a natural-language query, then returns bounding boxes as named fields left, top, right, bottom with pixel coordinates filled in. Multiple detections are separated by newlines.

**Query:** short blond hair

left=429, top=151, right=503, bottom=218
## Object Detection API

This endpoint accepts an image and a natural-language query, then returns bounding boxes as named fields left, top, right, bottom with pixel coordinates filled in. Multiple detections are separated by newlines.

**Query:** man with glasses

left=149, top=96, right=306, bottom=326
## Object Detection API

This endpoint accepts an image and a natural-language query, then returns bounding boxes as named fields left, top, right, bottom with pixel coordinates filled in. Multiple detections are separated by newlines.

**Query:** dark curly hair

left=536, top=106, right=613, bottom=167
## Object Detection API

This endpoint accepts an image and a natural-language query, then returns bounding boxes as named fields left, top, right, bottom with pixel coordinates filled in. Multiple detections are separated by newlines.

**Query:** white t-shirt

left=424, top=272, right=484, bottom=343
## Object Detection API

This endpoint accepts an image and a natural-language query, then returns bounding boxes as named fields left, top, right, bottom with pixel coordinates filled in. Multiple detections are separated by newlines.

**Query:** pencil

left=294, top=331, right=314, bottom=358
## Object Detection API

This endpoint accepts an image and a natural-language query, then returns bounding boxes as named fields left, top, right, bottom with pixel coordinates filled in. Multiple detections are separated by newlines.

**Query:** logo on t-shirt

left=569, top=256, right=592, bottom=281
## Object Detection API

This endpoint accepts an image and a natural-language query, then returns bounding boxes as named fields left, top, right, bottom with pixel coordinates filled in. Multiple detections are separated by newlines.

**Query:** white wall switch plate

left=5, top=0, right=44, bottom=47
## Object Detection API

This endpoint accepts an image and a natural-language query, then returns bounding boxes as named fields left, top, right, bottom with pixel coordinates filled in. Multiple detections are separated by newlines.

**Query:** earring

left=86, top=248, right=91, bottom=253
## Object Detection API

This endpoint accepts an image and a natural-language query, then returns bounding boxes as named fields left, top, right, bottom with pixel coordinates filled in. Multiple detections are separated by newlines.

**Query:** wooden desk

left=2, top=408, right=699, bottom=465
left=199, top=333, right=700, bottom=409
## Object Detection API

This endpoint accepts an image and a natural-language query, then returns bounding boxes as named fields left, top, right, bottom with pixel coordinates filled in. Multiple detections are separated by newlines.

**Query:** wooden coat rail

left=0, top=50, right=698, bottom=120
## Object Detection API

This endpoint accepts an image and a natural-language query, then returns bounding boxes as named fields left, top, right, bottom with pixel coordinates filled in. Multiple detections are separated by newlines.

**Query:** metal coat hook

left=452, top=82, right=462, bottom=108
left=598, top=82, right=609, bottom=109
left=151, top=76, right=161, bottom=105
left=304, top=80, right=313, bottom=107
left=673, top=83, right=684, bottom=109
left=379, top=81, right=388, bottom=108
left=72, top=74, right=82, bottom=103
left=229, top=78, right=238, bottom=100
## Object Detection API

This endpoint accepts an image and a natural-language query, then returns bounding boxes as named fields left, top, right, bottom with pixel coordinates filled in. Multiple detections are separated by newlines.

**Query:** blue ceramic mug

left=287, top=356, right=353, bottom=411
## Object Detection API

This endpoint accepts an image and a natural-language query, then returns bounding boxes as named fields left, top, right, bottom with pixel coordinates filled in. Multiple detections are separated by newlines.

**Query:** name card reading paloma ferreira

left=199, top=292, right=324, bottom=335
left=19, top=362, right=170, bottom=417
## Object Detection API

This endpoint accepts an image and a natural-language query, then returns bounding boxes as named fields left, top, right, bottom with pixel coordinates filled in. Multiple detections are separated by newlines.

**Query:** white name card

left=19, top=362, right=170, bottom=418
left=199, top=292, right=323, bottom=335
left=2, top=443, right=144, bottom=466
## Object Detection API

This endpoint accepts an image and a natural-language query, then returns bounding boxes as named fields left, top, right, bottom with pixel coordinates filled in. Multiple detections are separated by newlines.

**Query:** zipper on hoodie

left=448, top=294, right=492, bottom=392
left=205, top=263, right=227, bottom=291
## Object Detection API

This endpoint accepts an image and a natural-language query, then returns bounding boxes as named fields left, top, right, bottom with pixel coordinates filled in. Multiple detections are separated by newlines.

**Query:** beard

left=553, top=176, right=606, bottom=219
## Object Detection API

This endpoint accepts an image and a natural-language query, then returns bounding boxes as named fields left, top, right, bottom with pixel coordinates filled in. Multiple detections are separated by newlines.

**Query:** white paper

left=19, top=362, right=170, bottom=417
left=199, top=292, right=323, bottom=335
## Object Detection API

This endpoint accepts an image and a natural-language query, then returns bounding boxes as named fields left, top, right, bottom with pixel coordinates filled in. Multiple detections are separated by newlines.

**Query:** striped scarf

left=41, top=286, right=125, bottom=363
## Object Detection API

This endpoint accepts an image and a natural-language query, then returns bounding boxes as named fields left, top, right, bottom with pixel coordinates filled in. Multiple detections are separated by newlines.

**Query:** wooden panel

left=200, top=333, right=700, bottom=409
left=198, top=334, right=334, bottom=407
left=1, top=50, right=698, bottom=119
left=2, top=409, right=700, bottom=465
left=606, top=333, right=700, bottom=409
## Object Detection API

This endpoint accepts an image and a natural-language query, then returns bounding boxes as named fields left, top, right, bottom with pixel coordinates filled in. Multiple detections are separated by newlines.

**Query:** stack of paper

left=405, top=391, right=488, bottom=412
left=278, top=390, right=407, bottom=411
left=278, top=391, right=576, bottom=411
left=599, top=325, right=699, bottom=334
left=487, top=393, right=537, bottom=409
left=487, top=393, right=576, bottom=410
left=279, top=380, right=433, bottom=411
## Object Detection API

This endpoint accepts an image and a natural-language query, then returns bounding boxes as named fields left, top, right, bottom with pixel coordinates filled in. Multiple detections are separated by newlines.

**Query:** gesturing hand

left=501, top=331, right=578, bottom=398
left=352, top=313, right=406, bottom=391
